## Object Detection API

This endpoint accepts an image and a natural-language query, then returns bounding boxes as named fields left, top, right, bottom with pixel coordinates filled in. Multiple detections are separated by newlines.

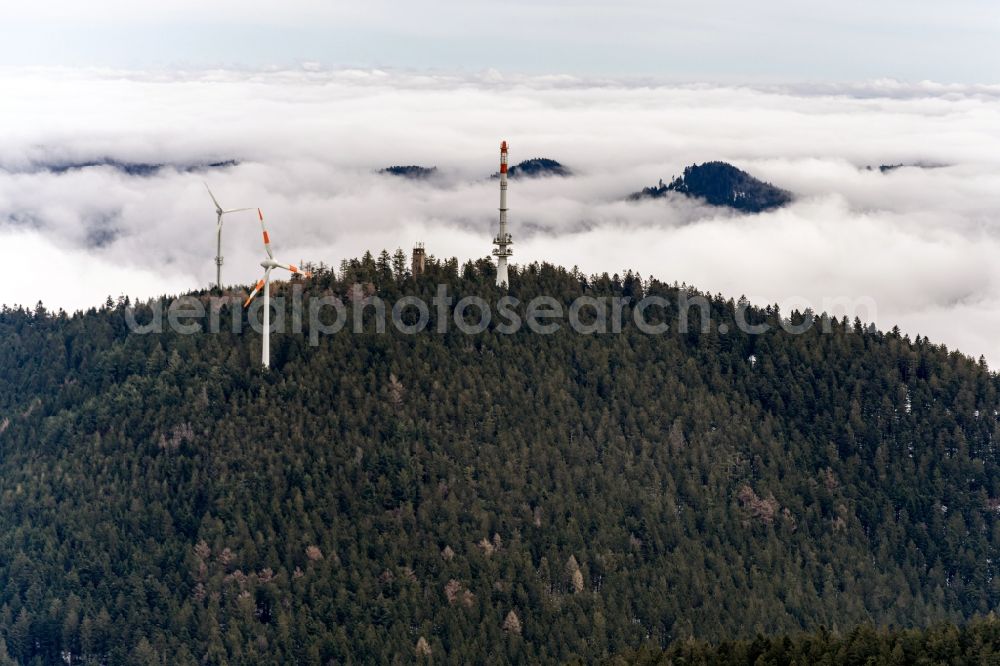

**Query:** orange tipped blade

left=243, top=279, right=265, bottom=308
left=277, top=262, right=310, bottom=278
left=257, top=209, right=273, bottom=259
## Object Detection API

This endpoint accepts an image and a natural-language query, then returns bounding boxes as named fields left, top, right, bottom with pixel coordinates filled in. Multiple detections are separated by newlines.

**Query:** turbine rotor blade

left=243, top=277, right=266, bottom=308
left=204, top=182, right=223, bottom=214
left=258, top=208, right=274, bottom=259
left=221, top=207, right=255, bottom=215
left=275, top=261, right=312, bottom=278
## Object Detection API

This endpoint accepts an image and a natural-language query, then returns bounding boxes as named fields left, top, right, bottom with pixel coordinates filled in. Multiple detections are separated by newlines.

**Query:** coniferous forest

left=605, top=615, right=1000, bottom=665
left=2, top=251, right=1000, bottom=663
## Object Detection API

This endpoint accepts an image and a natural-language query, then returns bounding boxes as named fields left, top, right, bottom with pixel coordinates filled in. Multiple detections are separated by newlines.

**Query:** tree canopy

left=0, top=254, right=997, bottom=664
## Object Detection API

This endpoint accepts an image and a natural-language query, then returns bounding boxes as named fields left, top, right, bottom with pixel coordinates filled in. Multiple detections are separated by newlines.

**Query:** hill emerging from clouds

left=491, top=157, right=572, bottom=179
left=630, top=161, right=793, bottom=213
left=378, top=165, right=439, bottom=179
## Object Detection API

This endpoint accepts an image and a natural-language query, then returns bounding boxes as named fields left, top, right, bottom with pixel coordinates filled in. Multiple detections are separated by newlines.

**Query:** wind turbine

left=205, top=183, right=255, bottom=289
left=243, top=208, right=311, bottom=369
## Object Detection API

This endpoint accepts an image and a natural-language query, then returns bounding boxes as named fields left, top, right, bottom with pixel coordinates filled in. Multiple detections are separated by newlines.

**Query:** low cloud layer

left=2, top=67, right=1000, bottom=364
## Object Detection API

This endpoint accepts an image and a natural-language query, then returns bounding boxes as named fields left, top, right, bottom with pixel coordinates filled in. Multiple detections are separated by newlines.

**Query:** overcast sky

left=1, top=0, right=999, bottom=82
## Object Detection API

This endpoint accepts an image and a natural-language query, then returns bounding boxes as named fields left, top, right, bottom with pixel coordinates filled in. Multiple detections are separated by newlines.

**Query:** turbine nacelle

left=259, top=257, right=311, bottom=273
left=247, top=209, right=312, bottom=281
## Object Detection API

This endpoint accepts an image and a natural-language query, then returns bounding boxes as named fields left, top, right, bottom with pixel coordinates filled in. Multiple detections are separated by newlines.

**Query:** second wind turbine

left=205, top=183, right=255, bottom=289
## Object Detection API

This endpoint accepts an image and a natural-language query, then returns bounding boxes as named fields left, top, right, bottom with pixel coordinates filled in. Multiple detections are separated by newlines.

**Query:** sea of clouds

left=2, top=67, right=1000, bottom=363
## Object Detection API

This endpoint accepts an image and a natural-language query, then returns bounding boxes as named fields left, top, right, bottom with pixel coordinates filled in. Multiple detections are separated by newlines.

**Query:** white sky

left=0, top=1, right=998, bottom=82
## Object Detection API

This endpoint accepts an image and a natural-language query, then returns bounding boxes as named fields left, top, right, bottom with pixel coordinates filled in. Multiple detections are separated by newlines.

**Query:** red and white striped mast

left=492, top=140, right=513, bottom=286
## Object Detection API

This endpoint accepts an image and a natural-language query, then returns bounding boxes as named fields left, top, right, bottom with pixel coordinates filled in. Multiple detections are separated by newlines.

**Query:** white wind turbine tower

left=205, top=183, right=255, bottom=289
left=243, top=208, right=312, bottom=369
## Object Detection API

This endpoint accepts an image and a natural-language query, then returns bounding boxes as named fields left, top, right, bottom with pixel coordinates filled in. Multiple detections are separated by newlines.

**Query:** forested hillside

left=1, top=252, right=999, bottom=664
left=631, top=161, right=792, bottom=212
left=605, top=615, right=1000, bottom=665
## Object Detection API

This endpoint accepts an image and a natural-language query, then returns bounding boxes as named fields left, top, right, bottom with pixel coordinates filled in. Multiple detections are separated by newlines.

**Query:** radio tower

left=492, top=140, right=513, bottom=287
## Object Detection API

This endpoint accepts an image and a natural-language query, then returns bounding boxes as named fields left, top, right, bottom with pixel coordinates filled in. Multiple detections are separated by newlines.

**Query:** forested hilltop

left=1, top=252, right=999, bottom=664
left=630, top=162, right=792, bottom=213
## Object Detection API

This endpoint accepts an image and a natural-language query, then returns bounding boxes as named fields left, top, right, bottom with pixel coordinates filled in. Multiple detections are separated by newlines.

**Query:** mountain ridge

left=2, top=158, right=241, bottom=176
